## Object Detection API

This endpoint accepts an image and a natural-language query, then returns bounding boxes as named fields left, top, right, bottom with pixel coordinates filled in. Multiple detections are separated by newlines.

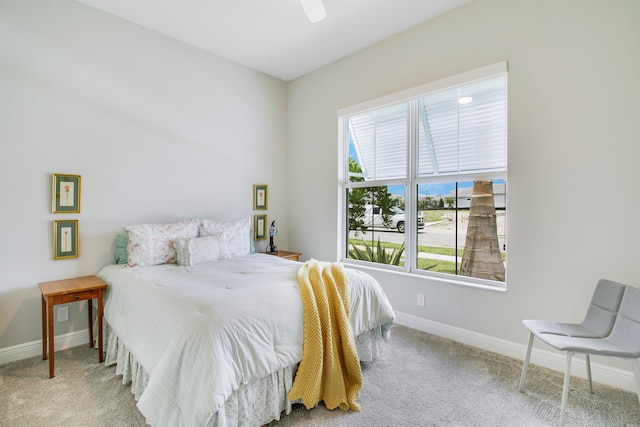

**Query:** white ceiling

left=75, top=0, right=471, bottom=81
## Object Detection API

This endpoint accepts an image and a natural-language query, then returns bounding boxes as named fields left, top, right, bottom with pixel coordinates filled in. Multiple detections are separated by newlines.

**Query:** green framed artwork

left=53, top=219, right=79, bottom=260
left=52, top=173, right=81, bottom=213
left=253, top=184, right=268, bottom=210
left=254, top=214, right=267, bottom=240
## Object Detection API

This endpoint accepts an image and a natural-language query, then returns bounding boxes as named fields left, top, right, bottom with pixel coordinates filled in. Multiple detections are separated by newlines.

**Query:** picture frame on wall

left=52, top=173, right=81, bottom=213
left=253, top=184, right=268, bottom=210
left=53, top=219, right=79, bottom=260
left=254, top=214, right=267, bottom=240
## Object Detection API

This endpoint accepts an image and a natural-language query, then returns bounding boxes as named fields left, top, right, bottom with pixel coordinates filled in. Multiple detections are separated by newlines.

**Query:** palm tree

left=459, top=180, right=505, bottom=281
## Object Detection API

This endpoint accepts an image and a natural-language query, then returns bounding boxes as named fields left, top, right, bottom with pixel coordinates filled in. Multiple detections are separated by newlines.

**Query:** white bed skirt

left=103, top=320, right=388, bottom=426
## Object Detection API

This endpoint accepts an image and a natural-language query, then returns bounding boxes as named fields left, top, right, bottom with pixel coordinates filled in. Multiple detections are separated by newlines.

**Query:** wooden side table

left=38, top=275, right=107, bottom=378
left=271, top=250, right=302, bottom=261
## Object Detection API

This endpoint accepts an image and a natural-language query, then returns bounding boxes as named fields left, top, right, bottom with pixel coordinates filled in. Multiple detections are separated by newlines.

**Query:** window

left=339, top=63, right=507, bottom=289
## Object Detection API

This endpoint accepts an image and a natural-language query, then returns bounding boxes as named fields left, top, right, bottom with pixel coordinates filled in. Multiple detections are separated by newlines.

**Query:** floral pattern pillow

left=173, top=234, right=223, bottom=266
left=126, top=219, right=198, bottom=267
left=199, top=217, right=251, bottom=258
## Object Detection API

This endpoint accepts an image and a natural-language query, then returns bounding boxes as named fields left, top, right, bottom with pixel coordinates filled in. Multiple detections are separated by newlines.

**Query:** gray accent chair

left=519, top=279, right=640, bottom=426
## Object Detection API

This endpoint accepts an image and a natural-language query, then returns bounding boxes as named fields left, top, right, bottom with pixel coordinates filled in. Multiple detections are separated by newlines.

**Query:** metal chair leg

left=559, top=351, right=574, bottom=427
left=519, top=332, right=535, bottom=392
left=585, top=354, right=593, bottom=394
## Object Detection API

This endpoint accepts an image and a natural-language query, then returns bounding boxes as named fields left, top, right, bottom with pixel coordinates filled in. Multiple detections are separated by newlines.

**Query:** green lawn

left=421, top=210, right=448, bottom=222
left=348, top=238, right=506, bottom=271
left=348, top=239, right=459, bottom=256
left=348, top=209, right=505, bottom=277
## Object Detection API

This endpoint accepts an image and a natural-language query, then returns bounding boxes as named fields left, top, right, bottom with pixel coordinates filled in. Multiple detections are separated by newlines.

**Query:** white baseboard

left=394, top=311, right=638, bottom=393
left=0, top=329, right=89, bottom=366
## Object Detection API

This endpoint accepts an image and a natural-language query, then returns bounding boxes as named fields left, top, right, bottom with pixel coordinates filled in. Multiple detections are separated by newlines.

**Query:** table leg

left=88, top=299, right=94, bottom=348
left=97, top=290, right=104, bottom=363
left=41, top=295, right=47, bottom=360
left=47, top=299, right=55, bottom=378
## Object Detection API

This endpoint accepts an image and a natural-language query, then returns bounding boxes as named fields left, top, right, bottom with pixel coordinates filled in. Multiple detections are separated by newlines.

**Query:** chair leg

left=631, top=358, right=640, bottom=405
left=519, top=332, right=535, bottom=392
left=560, top=351, right=574, bottom=427
left=585, top=354, right=593, bottom=394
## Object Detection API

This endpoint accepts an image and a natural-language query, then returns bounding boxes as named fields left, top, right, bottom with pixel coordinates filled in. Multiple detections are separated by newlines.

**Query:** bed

left=96, top=218, right=395, bottom=427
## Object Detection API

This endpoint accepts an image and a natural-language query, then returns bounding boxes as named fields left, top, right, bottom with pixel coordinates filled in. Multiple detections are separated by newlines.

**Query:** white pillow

left=126, top=219, right=198, bottom=267
left=173, top=234, right=223, bottom=266
left=199, top=217, right=251, bottom=258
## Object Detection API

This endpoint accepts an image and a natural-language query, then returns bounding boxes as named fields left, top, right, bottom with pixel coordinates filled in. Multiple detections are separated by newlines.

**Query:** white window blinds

left=348, top=73, right=506, bottom=181
left=419, top=74, right=507, bottom=176
left=348, top=103, right=407, bottom=180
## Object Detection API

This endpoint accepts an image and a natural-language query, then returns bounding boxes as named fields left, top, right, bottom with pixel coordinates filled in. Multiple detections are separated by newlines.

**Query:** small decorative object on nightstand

left=266, top=220, right=278, bottom=254
left=38, top=275, right=107, bottom=379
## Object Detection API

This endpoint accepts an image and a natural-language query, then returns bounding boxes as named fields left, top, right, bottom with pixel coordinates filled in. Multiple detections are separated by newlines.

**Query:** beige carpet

left=2, top=325, right=640, bottom=426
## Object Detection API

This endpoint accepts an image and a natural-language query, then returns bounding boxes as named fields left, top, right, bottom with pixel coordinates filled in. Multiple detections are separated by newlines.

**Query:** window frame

left=338, top=62, right=508, bottom=291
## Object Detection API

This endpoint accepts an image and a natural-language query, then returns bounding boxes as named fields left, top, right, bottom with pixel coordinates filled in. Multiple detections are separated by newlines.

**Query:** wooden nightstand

left=271, top=250, right=302, bottom=261
left=38, top=275, right=107, bottom=379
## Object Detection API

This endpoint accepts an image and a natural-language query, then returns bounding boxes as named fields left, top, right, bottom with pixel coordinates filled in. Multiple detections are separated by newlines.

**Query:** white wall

left=0, top=0, right=288, bottom=350
left=288, top=0, right=640, bottom=374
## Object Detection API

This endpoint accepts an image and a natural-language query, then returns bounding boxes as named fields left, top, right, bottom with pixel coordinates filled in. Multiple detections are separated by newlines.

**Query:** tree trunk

left=459, top=181, right=505, bottom=281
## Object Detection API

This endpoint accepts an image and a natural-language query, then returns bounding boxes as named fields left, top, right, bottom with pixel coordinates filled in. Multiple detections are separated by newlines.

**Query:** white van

left=362, top=205, right=425, bottom=233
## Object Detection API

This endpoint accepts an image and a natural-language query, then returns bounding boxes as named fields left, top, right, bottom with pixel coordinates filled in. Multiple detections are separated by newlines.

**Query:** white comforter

left=97, top=254, right=394, bottom=426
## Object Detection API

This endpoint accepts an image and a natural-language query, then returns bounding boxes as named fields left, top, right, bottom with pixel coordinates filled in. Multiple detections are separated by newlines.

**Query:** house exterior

left=445, top=183, right=506, bottom=209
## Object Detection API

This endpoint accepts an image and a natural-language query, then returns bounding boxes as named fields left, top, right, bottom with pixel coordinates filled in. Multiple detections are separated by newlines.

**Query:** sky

left=390, top=182, right=471, bottom=197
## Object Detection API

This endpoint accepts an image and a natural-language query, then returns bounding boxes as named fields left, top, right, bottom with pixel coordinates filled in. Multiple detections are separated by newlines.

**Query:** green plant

left=350, top=238, right=405, bottom=265
left=347, top=157, right=397, bottom=233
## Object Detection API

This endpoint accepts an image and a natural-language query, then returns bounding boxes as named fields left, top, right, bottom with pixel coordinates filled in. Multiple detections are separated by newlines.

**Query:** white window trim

left=337, top=62, right=507, bottom=117
left=338, top=61, right=508, bottom=291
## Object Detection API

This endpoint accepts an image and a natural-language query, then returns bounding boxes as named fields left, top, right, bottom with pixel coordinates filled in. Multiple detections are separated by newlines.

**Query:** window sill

left=342, top=259, right=507, bottom=293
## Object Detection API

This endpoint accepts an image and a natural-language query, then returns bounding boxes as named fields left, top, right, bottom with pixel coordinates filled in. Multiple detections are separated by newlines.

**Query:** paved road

left=350, top=227, right=457, bottom=247
left=349, top=218, right=506, bottom=250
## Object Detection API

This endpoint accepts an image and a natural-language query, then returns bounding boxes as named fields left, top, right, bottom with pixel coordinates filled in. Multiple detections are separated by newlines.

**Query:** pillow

left=114, top=231, right=129, bottom=264
left=173, top=234, right=223, bottom=266
left=199, top=217, right=251, bottom=258
left=248, top=221, right=256, bottom=254
left=126, top=219, right=198, bottom=267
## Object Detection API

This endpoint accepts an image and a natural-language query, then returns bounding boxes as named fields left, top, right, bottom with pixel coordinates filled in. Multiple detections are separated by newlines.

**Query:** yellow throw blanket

left=288, top=260, right=363, bottom=411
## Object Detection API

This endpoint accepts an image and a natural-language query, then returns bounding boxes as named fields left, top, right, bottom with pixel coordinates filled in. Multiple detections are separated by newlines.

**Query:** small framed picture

left=253, top=184, right=268, bottom=210
left=254, top=214, right=267, bottom=240
left=52, top=174, right=81, bottom=213
left=53, top=220, right=79, bottom=260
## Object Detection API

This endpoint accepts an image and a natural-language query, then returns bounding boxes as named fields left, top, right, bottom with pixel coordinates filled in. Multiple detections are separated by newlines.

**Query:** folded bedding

left=289, top=260, right=363, bottom=411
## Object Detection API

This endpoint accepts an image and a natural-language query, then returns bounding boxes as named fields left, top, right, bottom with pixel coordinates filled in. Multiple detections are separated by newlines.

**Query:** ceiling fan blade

left=300, top=0, right=327, bottom=23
